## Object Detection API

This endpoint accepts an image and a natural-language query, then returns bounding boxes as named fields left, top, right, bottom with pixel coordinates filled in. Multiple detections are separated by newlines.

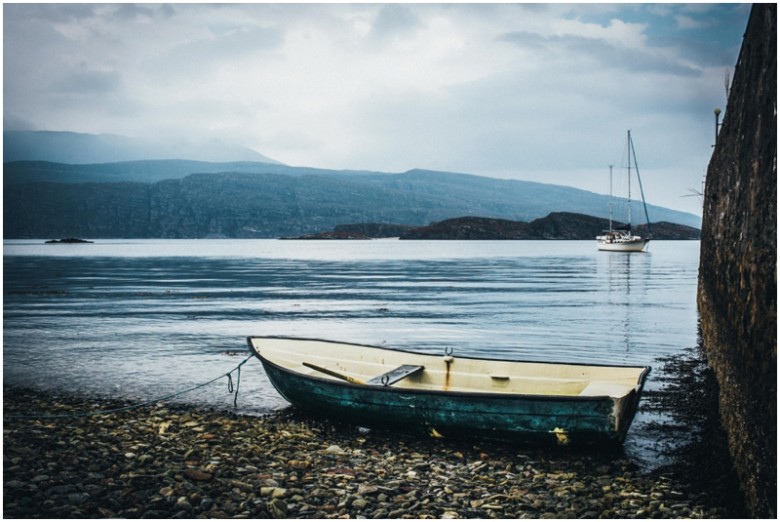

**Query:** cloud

left=109, top=3, right=170, bottom=22
left=497, top=29, right=700, bottom=77
left=7, top=3, right=98, bottom=23
left=165, top=24, right=284, bottom=64
left=3, top=113, right=38, bottom=131
left=53, top=69, right=122, bottom=94
left=369, top=4, right=422, bottom=44
left=676, top=15, right=704, bottom=30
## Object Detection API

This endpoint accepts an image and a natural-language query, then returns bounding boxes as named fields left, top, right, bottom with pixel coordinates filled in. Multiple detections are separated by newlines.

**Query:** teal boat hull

left=250, top=338, right=648, bottom=445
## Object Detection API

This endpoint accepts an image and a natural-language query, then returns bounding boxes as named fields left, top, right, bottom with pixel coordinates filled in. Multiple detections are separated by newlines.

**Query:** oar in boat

left=303, top=362, right=366, bottom=385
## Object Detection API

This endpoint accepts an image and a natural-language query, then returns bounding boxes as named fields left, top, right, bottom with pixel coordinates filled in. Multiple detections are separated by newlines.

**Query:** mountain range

left=4, top=130, right=280, bottom=164
left=3, top=131, right=702, bottom=239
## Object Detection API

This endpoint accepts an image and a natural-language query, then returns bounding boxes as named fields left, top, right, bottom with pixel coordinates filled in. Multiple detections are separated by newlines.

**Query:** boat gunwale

left=246, top=335, right=651, bottom=402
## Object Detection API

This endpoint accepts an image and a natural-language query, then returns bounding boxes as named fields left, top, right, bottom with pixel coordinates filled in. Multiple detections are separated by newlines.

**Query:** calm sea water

left=4, top=239, right=700, bottom=467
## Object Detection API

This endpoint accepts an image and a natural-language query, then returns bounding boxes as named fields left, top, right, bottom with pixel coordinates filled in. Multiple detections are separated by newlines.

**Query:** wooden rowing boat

left=247, top=336, right=650, bottom=445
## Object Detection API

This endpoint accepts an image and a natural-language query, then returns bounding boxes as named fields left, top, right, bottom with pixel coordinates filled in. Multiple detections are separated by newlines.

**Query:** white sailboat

left=597, top=131, right=652, bottom=252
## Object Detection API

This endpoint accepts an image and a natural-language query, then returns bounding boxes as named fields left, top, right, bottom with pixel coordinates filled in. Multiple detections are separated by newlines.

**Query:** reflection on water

left=602, top=253, right=651, bottom=355
left=4, top=239, right=700, bottom=469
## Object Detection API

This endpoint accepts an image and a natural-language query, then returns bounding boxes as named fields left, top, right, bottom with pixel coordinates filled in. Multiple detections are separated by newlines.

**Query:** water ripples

left=4, top=239, right=700, bottom=467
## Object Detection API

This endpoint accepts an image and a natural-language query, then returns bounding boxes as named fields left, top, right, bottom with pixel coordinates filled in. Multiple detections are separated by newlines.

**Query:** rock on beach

left=4, top=387, right=726, bottom=518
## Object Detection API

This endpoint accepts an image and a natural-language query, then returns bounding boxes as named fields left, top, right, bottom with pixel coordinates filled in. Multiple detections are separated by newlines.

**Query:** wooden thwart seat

left=302, top=362, right=424, bottom=387
left=367, top=365, right=424, bottom=386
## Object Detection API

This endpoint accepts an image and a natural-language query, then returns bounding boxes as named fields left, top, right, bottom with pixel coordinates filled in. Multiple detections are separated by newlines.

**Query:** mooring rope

left=4, top=353, right=254, bottom=420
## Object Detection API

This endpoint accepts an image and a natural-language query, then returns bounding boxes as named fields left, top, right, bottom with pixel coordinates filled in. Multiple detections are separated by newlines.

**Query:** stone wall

left=697, top=4, right=776, bottom=518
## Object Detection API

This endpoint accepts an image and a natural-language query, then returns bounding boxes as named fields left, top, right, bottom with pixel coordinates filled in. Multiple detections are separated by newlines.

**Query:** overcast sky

left=4, top=3, right=751, bottom=216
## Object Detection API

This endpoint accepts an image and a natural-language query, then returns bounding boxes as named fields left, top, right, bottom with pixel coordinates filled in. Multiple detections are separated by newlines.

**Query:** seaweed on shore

left=644, top=341, right=748, bottom=518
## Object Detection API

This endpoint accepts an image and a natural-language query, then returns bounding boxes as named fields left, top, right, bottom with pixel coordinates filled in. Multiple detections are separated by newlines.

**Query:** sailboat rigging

left=596, top=131, right=652, bottom=252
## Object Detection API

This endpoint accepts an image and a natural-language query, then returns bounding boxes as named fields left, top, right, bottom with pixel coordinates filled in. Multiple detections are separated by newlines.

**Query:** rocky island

left=285, top=213, right=701, bottom=241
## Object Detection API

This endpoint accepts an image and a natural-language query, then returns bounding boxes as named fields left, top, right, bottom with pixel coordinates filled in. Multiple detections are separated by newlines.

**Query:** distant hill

left=2, top=159, right=385, bottom=186
left=4, top=166, right=702, bottom=239
left=3, top=130, right=281, bottom=164
left=3, top=159, right=286, bottom=185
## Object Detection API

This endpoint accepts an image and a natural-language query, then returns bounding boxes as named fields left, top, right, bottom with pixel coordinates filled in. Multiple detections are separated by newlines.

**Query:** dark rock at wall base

left=648, top=344, right=748, bottom=518
left=697, top=4, right=776, bottom=518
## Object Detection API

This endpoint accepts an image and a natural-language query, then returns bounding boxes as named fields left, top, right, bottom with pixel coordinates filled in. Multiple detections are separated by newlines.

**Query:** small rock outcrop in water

left=44, top=237, right=94, bottom=244
left=697, top=4, right=776, bottom=518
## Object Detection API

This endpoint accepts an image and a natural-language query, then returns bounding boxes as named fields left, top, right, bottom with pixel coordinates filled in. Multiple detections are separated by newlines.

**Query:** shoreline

left=5, top=387, right=727, bottom=519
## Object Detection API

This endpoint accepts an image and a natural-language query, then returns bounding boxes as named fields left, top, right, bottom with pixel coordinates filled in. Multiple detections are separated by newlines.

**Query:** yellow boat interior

left=248, top=337, right=647, bottom=399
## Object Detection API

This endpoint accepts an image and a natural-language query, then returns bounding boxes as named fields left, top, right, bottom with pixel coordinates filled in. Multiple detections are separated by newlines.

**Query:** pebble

left=3, top=387, right=729, bottom=519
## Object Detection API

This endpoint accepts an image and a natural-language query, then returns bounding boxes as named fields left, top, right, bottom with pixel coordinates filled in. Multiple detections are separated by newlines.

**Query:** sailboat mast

left=629, top=132, right=653, bottom=237
left=608, top=165, right=613, bottom=232
left=627, top=130, right=632, bottom=230
left=596, top=130, right=651, bottom=251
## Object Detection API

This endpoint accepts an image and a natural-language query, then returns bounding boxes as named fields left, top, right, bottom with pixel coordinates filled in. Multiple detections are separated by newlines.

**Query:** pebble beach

left=3, top=387, right=731, bottom=519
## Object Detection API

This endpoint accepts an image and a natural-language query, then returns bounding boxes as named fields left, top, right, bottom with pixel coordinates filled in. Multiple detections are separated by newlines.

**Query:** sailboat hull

left=596, top=237, right=649, bottom=252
